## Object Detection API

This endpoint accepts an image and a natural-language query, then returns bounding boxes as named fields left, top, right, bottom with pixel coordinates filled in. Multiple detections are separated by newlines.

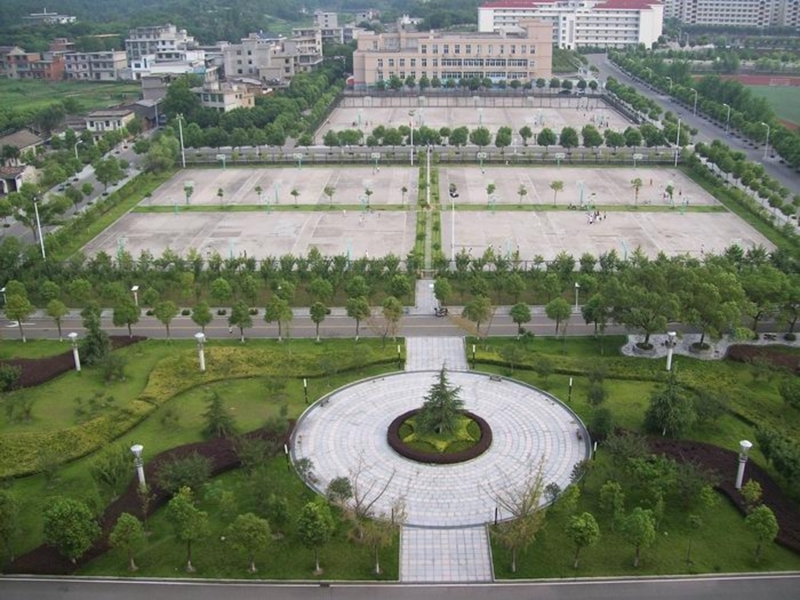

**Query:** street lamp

left=408, top=110, right=415, bottom=166
left=32, top=195, right=46, bottom=259
left=761, top=122, right=771, bottom=160
left=130, top=444, right=147, bottom=491
left=574, top=281, right=580, bottom=311
left=666, top=76, right=673, bottom=95
left=723, top=103, right=731, bottom=135
left=68, top=332, right=81, bottom=372
left=73, top=140, right=83, bottom=161
left=195, top=332, right=206, bottom=372
left=0, top=287, right=6, bottom=306
left=735, top=440, right=753, bottom=490
left=130, top=285, right=139, bottom=306
left=692, top=89, right=699, bottom=115
left=177, top=113, right=186, bottom=168
left=665, top=331, right=677, bottom=371
left=674, top=117, right=682, bottom=168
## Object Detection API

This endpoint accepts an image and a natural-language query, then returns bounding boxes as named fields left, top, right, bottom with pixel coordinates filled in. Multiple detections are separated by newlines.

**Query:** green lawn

left=0, top=79, right=141, bottom=112
left=747, top=85, right=800, bottom=126
left=0, top=339, right=70, bottom=359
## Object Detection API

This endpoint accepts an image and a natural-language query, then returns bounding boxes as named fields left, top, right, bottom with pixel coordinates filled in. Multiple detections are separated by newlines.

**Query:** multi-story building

left=222, top=32, right=323, bottom=84
left=352, top=20, right=553, bottom=90
left=291, top=24, right=364, bottom=45
left=128, top=49, right=207, bottom=80
left=0, top=46, right=25, bottom=78
left=125, top=24, right=196, bottom=64
left=85, top=109, right=136, bottom=137
left=192, top=67, right=256, bottom=112
left=314, top=11, right=339, bottom=28
left=4, top=50, right=65, bottom=80
left=663, top=0, right=800, bottom=28
left=65, top=50, right=127, bottom=81
left=478, top=0, right=664, bottom=49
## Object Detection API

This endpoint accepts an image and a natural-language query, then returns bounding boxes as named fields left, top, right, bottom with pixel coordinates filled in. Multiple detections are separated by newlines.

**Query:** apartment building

left=125, top=24, right=196, bottom=63
left=663, top=0, right=800, bottom=27
left=314, top=11, right=339, bottom=28
left=65, top=50, right=127, bottom=81
left=192, top=68, right=256, bottom=112
left=352, top=20, right=553, bottom=90
left=128, top=49, right=207, bottom=80
left=478, top=0, right=664, bottom=49
left=223, top=32, right=323, bottom=84
left=2, top=49, right=65, bottom=80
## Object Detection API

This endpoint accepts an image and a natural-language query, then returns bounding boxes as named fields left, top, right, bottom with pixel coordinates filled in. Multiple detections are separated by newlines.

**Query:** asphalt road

left=586, top=53, right=800, bottom=198
left=2, top=574, right=800, bottom=600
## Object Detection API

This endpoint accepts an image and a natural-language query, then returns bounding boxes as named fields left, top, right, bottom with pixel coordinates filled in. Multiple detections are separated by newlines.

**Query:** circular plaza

left=290, top=371, right=591, bottom=527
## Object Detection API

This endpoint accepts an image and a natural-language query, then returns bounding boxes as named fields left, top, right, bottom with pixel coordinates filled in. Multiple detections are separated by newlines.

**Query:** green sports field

left=0, top=79, right=141, bottom=112
left=747, top=84, right=800, bottom=127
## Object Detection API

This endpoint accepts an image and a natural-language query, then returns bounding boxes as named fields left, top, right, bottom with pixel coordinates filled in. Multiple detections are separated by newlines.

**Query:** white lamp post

left=32, top=196, right=46, bottom=259
left=692, top=89, right=699, bottom=115
left=408, top=110, right=415, bottom=166
left=130, top=285, right=139, bottom=306
left=73, top=140, right=83, bottom=161
left=0, top=287, right=6, bottom=305
left=195, top=332, right=206, bottom=372
left=674, top=117, right=682, bottom=168
left=130, top=444, right=146, bottom=491
left=574, top=281, right=580, bottom=311
left=666, top=76, right=673, bottom=94
left=761, top=122, right=771, bottom=160
left=665, top=331, right=677, bottom=371
left=177, top=113, right=186, bottom=169
left=735, top=440, right=753, bottom=490
left=723, top=103, right=731, bottom=135
left=68, top=332, right=81, bottom=372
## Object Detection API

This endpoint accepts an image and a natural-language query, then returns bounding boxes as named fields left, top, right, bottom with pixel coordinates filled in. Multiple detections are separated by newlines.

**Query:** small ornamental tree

left=229, top=300, right=253, bottom=342
left=745, top=504, right=778, bottom=563
left=46, top=299, right=69, bottom=341
left=166, top=487, right=209, bottom=572
left=191, top=301, right=213, bottom=332
left=42, top=497, right=100, bottom=563
left=4, top=294, right=32, bottom=343
left=417, top=367, right=464, bottom=436
left=622, top=507, right=656, bottom=568
left=109, top=512, right=145, bottom=571
left=202, top=390, right=238, bottom=439
left=227, top=512, right=271, bottom=573
left=154, top=300, right=178, bottom=339
left=296, top=499, right=335, bottom=575
left=309, top=301, right=328, bottom=342
left=565, top=512, right=600, bottom=569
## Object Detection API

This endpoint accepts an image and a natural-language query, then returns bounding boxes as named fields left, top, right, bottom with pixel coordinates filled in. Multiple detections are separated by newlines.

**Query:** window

left=422, top=58, right=427, bottom=67
left=443, top=44, right=449, bottom=54
left=421, top=44, right=427, bottom=54
left=389, top=58, right=395, bottom=67
left=455, top=44, right=461, bottom=54
left=400, top=58, right=405, bottom=67
left=466, top=44, right=472, bottom=54
left=411, top=58, right=416, bottom=67
left=377, top=58, right=384, bottom=67
left=433, top=44, right=439, bottom=54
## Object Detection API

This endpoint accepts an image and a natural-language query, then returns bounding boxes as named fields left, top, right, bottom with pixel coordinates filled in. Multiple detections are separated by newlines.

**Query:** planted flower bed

left=387, top=409, right=492, bottom=465
left=726, top=344, right=800, bottom=373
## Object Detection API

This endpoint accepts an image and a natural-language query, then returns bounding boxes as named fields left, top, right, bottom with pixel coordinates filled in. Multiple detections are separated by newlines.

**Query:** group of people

left=586, top=210, right=607, bottom=225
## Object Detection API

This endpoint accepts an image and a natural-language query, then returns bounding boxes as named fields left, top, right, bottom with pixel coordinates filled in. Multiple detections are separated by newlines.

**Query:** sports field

left=746, top=85, right=800, bottom=128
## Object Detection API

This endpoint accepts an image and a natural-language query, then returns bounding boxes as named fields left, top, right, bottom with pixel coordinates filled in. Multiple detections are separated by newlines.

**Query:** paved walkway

left=291, top=338, right=589, bottom=583
left=413, top=279, right=438, bottom=316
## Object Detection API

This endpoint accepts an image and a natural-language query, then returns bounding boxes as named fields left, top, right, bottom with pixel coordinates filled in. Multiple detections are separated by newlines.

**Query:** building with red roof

left=479, top=0, right=664, bottom=49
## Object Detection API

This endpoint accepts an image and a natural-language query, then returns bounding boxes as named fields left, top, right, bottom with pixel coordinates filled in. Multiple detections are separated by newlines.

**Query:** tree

left=310, top=301, right=328, bottom=343
left=290, top=187, right=300, bottom=207
left=46, top=299, right=69, bottom=341
left=4, top=294, right=32, bottom=343
left=113, top=297, right=140, bottom=338
left=631, top=177, right=643, bottom=207
left=469, top=126, right=492, bottom=148
left=537, top=127, right=557, bottom=149
left=202, top=390, right=238, bottom=439
left=566, top=512, right=600, bottom=569
left=509, top=303, right=531, bottom=338
left=166, top=487, right=210, bottom=572
left=296, top=499, right=335, bottom=574
left=494, top=463, right=547, bottom=573
left=227, top=513, right=271, bottom=573
left=550, top=180, right=564, bottom=207
left=545, top=297, right=571, bottom=336
left=433, top=278, right=452, bottom=306
left=559, top=127, right=579, bottom=149
left=382, top=296, right=403, bottom=342
left=644, top=372, right=696, bottom=437
left=323, top=185, right=336, bottom=206
left=109, top=513, right=145, bottom=571
left=745, top=504, right=778, bottom=563
left=0, top=490, right=19, bottom=564
left=417, top=367, right=464, bottom=436
left=264, top=296, right=292, bottom=342
left=346, top=296, right=371, bottom=341
left=517, top=184, right=528, bottom=205
left=230, top=300, right=254, bottom=342
left=519, top=125, right=533, bottom=146
left=217, top=187, right=225, bottom=205
left=154, top=300, right=179, bottom=339
left=42, top=497, right=100, bottom=563
left=622, top=507, right=656, bottom=568
left=191, top=301, right=213, bottom=333
left=210, top=277, right=233, bottom=306
left=598, top=480, right=625, bottom=531
left=93, top=157, right=125, bottom=191
left=462, top=295, right=493, bottom=339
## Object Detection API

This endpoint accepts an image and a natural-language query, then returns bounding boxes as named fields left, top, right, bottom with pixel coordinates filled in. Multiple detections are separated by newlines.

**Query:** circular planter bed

left=689, top=342, right=712, bottom=354
left=387, top=409, right=492, bottom=465
left=632, top=342, right=656, bottom=356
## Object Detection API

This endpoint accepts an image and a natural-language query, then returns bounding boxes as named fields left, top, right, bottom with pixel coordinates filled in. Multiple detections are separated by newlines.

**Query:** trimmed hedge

left=387, top=409, right=492, bottom=465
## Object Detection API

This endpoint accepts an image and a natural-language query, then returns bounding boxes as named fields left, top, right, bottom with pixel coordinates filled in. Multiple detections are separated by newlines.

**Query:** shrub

left=217, top=309, right=227, bottom=316
left=180, top=308, right=191, bottom=316
left=0, top=364, right=21, bottom=392
left=155, top=452, right=212, bottom=496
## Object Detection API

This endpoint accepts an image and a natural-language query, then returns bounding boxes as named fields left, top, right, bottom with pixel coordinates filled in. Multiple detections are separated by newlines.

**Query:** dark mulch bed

left=9, top=422, right=295, bottom=575
left=649, top=438, right=800, bottom=555
left=726, top=344, right=800, bottom=373
left=0, top=336, right=146, bottom=388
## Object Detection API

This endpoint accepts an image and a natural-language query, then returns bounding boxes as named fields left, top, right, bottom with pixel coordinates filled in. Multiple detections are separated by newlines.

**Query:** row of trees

left=324, top=121, right=685, bottom=152
left=372, top=73, right=599, bottom=94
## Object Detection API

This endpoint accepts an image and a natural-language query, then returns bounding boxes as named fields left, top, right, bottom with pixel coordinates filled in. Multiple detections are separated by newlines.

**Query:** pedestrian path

left=404, top=336, right=468, bottom=371
left=413, top=279, right=438, bottom=316
left=400, top=526, right=493, bottom=583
